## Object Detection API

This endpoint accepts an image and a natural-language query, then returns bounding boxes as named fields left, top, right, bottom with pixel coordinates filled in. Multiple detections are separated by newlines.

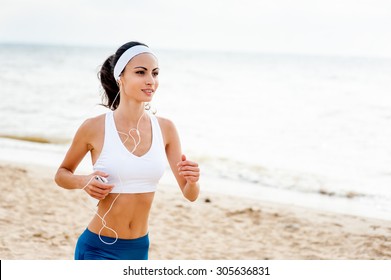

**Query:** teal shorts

left=74, top=228, right=149, bottom=260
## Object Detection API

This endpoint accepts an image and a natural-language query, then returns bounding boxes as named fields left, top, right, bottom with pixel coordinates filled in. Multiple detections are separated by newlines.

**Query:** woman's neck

left=114, top=101, right=145, bottom=127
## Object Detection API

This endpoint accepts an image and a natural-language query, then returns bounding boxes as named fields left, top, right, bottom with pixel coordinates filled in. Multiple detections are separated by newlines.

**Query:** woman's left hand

left=177, top=154, right=200, bottom=183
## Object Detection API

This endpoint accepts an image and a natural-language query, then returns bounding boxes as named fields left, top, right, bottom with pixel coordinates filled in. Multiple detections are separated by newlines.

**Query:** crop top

left=93, top=111, right=167, bottom=193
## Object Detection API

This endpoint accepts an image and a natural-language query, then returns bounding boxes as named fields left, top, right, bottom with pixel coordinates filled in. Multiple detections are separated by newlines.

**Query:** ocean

left=1, top=43, right=391, bottom=220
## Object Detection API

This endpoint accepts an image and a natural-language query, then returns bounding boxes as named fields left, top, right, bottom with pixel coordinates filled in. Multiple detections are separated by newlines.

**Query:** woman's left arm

left=159, top=117, right=200, bottom=201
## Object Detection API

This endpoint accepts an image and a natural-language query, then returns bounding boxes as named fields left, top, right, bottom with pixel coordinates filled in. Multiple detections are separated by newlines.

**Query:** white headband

left=113, top=45, right=154, bottom=81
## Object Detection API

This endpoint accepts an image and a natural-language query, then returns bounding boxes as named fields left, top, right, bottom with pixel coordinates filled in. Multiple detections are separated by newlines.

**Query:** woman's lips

left=142, top=89, right=154, bottom=96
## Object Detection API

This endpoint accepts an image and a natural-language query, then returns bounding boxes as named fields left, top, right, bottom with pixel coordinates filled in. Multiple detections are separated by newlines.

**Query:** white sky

left=1, top=0, right=391, bottom=57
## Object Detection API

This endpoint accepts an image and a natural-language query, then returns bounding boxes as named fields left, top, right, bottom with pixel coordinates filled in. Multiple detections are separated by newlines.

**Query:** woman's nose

left=145, top=75, right=155, bottom=85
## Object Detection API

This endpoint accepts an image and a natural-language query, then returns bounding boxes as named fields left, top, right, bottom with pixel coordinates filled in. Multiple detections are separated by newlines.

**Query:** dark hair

left=98, top=41, right=148, bottom=110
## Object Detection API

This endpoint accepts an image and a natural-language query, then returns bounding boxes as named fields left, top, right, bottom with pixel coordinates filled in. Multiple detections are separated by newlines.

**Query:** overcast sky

left=1, top=0, right=391, bottom=57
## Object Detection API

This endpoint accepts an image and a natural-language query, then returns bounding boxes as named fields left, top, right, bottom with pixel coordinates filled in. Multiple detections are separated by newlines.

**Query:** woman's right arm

left=54, top=118, right=113, bottom=200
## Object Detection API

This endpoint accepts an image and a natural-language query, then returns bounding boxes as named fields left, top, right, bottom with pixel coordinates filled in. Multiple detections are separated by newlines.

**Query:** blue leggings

left=74, top=228, right=149, bottom=260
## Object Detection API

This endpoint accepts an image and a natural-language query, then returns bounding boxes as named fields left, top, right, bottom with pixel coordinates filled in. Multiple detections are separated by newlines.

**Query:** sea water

left=1, top=43, right=390, bottom=220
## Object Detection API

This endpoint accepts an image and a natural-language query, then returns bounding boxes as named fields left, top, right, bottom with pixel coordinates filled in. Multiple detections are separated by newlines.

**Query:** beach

left=1, top=44, right=391, bottom=260
left=1, top=44, right=391, bottom=220
left=1, top=161, right=390, bottom=260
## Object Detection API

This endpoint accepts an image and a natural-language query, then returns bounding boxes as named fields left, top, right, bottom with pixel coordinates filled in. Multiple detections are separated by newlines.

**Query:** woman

left=54, top=41, right=200, bottom=260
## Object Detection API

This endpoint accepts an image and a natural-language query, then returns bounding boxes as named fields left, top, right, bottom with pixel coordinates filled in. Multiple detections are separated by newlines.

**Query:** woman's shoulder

left=155, top=115, right=176, bottom=131
left=81, top=113, right=106, bottom=128
left=76, top=113, right=106, bottom=136
left=155, top=115, right=180, bottom=144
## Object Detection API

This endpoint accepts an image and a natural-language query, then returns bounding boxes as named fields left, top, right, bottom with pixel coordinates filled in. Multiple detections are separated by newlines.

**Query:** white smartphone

left=95, top=175, right=108, bottom=183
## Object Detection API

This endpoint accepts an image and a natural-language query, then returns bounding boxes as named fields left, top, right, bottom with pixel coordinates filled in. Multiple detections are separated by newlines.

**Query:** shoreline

left=1, top=136, right=391, bottom=223
left=1, top=161, right=391, bottom=259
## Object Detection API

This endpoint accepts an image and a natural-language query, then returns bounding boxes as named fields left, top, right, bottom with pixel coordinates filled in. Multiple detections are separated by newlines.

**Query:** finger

left=179, top=171, right=200, bottom=177
left=82, top=182, right=109, bottom=199
left=178, top=167, right=200, bottom=175
left=90, top=184, right=112, bottom=195
left=97, top=184, right=115, bottom=191
left=93, top=180, right=115, bottom=189
left=93, top=171, right=109, bottom=178
left=178, top=161, right=199, bottom=167
left=89, top=187, right=106, bottom=196
left=88, top=189, right=105, bottom=199
left=89, top=187, right=111, bottom=199
left=178, top=169, right=200, bottom=176
left=178, top=166, right=200, bottom=172
left=177, top=155, right=190, bottom=166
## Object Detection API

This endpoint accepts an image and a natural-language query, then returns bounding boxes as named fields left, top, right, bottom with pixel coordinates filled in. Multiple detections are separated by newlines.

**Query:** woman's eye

left=153, top=72, right=159, bottom=77
left=136, top=71, right=145, bottom=75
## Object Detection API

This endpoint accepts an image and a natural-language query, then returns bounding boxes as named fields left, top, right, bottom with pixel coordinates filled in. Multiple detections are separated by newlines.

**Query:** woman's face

left=119, top=53, right=159, bottom=103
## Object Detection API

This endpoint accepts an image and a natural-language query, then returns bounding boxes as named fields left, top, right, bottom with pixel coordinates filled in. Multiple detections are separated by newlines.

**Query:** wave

left=194, top=155, right=370, bottom=200
left=0, top=134, right=70, bottom=144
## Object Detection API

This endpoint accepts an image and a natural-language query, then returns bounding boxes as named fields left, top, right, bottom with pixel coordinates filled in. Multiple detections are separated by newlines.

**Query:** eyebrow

left=134, top=66, right=159, bottom=71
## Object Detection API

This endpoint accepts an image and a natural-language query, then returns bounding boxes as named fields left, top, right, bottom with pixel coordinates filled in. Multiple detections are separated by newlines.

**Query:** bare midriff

left=87, top=192, right=155, bottom=239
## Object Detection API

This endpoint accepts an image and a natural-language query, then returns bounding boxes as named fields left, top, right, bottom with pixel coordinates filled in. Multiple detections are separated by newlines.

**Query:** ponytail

left=98, top=55, right=119, bottom=110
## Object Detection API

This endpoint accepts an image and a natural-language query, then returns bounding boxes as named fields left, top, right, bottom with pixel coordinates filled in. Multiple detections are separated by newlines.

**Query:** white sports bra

left=93, top=111, right=167, bottom=193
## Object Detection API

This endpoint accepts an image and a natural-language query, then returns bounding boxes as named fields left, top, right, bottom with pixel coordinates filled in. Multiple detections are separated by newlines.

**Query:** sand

left=1, top=161, right=391, bottom=260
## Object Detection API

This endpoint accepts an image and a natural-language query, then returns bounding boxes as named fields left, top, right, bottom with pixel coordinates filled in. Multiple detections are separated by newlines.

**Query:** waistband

left=84, top=228, right=149, bottom=247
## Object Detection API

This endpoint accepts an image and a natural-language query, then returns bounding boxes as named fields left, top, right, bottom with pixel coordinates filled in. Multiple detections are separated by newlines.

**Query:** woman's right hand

left=82, top=172, right=114, bottom=200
